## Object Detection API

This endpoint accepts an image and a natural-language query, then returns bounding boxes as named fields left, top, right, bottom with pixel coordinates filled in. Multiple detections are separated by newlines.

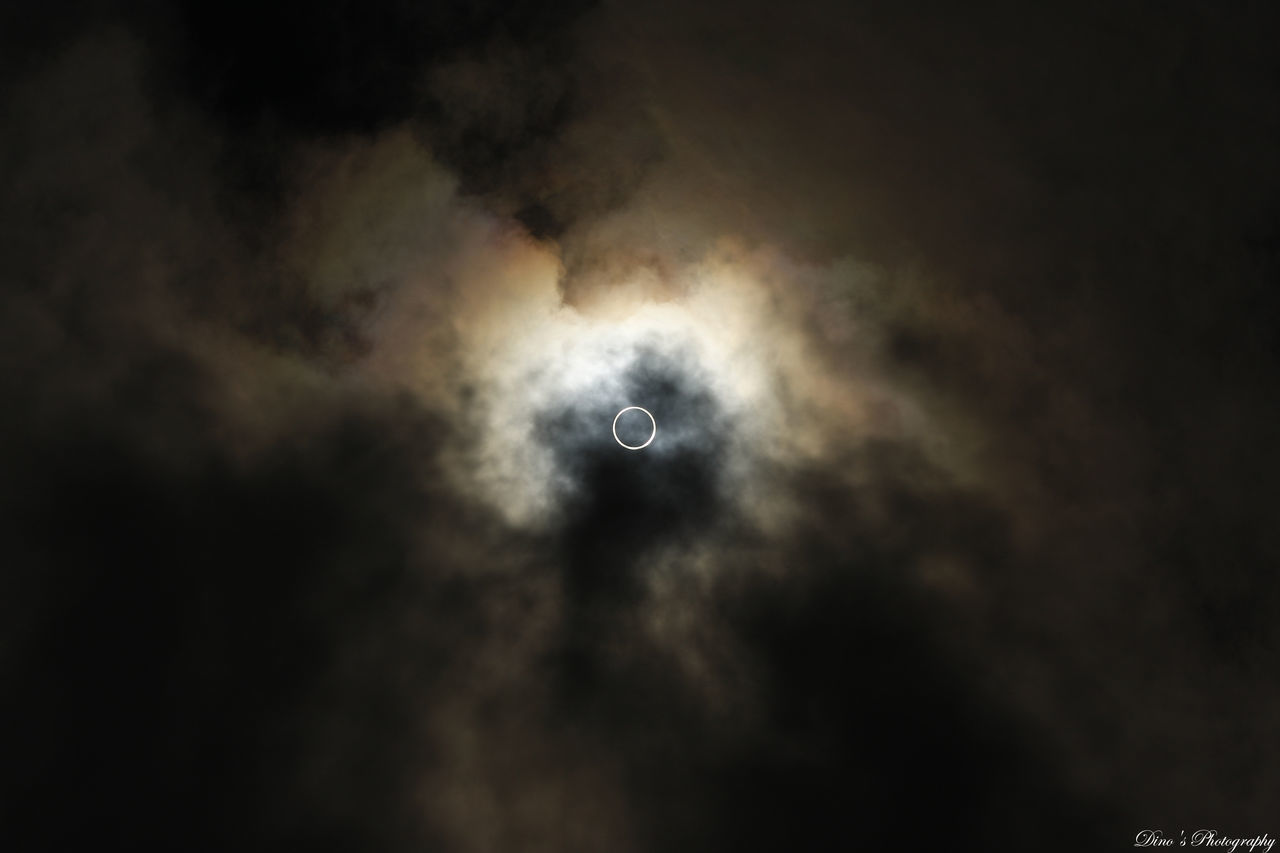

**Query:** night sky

left=2, top=2, right=1279, bottom=851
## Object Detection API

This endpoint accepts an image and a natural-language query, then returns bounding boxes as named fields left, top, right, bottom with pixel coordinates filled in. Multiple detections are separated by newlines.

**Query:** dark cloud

left=136, top=0, right=597, bottom=234
left=1, top=404, right=459, bottom=851
left=3, top=1, right=1280, bottom=851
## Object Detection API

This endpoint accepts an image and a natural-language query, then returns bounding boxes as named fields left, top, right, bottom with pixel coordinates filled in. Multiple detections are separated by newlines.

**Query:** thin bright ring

left=612, top=406, right=656, bottom=450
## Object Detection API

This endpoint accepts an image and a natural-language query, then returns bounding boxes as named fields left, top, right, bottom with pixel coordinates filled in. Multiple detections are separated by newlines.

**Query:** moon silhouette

left=612, top=406, right=657, bottom=450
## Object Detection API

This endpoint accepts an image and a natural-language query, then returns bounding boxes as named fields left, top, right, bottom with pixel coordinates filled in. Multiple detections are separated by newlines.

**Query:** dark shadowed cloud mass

left=2, top=2, right=1279, bottom=851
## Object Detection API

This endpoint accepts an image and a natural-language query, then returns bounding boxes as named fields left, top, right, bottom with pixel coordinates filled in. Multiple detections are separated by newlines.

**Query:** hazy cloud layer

left=2, top=3, right=1279, bottom=851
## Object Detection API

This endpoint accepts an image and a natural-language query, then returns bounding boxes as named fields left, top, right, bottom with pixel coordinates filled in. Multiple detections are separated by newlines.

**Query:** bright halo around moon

left=613, top=406, right=657, bottom=450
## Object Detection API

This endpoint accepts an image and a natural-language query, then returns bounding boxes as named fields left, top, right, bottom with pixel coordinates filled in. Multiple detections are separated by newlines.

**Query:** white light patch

left=448, top=254, right=846, bottom=531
